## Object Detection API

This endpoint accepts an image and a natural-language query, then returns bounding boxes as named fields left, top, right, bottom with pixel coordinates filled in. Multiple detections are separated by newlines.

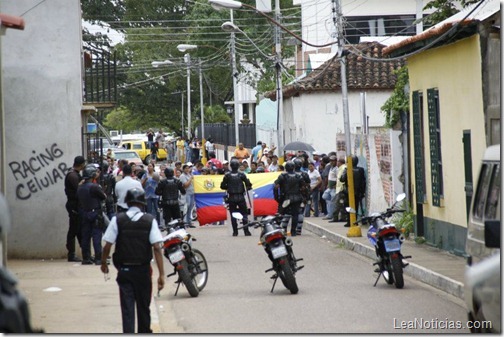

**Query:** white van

left=464, top=144, right=500, bottom=333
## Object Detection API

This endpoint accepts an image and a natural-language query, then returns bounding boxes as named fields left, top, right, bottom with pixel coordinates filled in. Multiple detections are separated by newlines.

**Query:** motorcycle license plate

left=271, top=245, right=288, bottom=259
left=384, top=239, right=401, bottom=252
left=168, top=249, right=185, bottom=263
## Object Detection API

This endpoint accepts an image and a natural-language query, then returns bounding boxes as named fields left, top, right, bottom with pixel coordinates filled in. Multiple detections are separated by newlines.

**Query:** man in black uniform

left=293, top=158, right=311, bottom=235
left=340, top=155, right=366, bottom=227
left=100, top=161, right=117, bottom=221
left=220, top=159, right=253, bottom=236
left=64, top=155, right=86, bottom=262
left=274, top=161, right=304, bottom=236
left=155, top=167, right=186, bottom=225
left=77, top=164, right=107, bottom=265
left=100, top=188, right=165, bottom=333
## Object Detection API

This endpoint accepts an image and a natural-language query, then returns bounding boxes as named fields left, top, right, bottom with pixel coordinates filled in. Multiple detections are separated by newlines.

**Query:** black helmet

left=293, top=158, right=303, bottom=171
left=125, top=188, right=146, bottom=206
left=352, top=155, right=359, bottom=166
left=285, top=161, right=295, bottom=172
left=164, top=167, right=174, bottom=178
left=256, top=167, right=265, bottom=173
left=82, top=164, right=97, bottom=180
left=230, top=159, right=240, bottom=171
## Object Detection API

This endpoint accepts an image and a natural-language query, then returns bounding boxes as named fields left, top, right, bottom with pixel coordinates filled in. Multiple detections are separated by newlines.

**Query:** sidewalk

left=302, top=216, right=466, bottom=299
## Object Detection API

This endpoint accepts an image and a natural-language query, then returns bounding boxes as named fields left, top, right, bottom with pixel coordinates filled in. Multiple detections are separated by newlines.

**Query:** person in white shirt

left=115, top=164, right=144, bottom=212
left=305, top=161, right=322, bottom=217
left=205, top=138, right=215, bottom=160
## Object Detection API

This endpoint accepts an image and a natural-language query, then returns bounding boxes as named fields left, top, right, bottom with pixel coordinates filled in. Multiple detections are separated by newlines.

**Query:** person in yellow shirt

left=233, top=143, right=250, bottom=163
left=176, top=137, right=185, bottom=162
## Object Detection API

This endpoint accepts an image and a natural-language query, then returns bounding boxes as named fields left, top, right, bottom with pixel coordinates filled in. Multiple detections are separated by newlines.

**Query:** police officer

left=77, top=164, right=107, bottom=265
left=100, top=188, right=165, bottom=333
left=340, top=155, right=366, bottom=227
left=64, top=155, right=86, bottom=262
left=220, top=159, right=253, bottom=236
left=100, top=161, right=117, bottom=221
left=155, top=167, right=186, bottom=226
left=293, top=157, right=311, bottom=235
left=274, top=161, right=304, bottom=236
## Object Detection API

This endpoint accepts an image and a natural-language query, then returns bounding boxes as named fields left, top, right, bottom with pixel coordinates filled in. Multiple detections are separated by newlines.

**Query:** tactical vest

left=282, top=173, right=302, bottom=203
left=226, top=172, right=246, bottom=195
left=77, top=182, right=102, bottom=211
left=161, top=178, right=180, bottom=204
left=113, top=213, right=153, bottom=266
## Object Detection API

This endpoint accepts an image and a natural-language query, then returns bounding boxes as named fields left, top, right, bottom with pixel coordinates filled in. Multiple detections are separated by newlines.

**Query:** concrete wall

left=408, top=34, right=487, bottom=233
left=1, top=0, right=83, bottom=258
left=284, top=89, right=392, bottom=154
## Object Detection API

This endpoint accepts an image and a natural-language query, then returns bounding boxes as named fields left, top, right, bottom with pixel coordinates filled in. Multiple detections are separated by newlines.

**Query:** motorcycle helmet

left=352, top=155, right=359, bottom=166
left=256, top=167, right=265, bottom=173
left=285, top=161, right=295, bottom=172
left=164, top=167, right=174, bottom=178
left=230, top=159, right=240, bottom=171
left=125, top=188, right=147, bottom=206
left=293, top=158, right=303, bottom=171
left=82, top=164, right=97, bottom=180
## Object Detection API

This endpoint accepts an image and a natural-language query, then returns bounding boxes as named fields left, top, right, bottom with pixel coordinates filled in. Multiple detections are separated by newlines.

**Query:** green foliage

left=423, top=0, right=481, bottom=25
left=381, top=66, right=409, bottom=128
left=391, top=199, right=414, bottom=239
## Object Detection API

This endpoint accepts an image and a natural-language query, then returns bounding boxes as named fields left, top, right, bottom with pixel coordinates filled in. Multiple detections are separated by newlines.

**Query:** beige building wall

left=408, top=34, right=487, bottom=230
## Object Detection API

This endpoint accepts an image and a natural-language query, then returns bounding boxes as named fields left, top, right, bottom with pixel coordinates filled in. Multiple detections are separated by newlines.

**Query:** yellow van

left=119, top=140, right=167, bottom=164
left=464, top=144, right=500, bottom=333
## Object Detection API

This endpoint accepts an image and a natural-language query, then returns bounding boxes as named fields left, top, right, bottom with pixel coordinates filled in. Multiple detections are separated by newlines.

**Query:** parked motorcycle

left=159, top=218, right=208, bottom=297
left=347, top=193, right=411, bottom=289
left=232, top=212, right=303, bottom=294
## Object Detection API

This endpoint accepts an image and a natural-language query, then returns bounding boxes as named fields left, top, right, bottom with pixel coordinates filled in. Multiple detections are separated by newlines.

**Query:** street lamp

left=183, top=53, right=192, bottom=140
left=151, top=60, right=173, bottom=68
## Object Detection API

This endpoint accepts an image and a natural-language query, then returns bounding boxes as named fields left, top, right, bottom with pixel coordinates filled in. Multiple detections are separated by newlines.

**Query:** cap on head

left=329, top=155, right=337, bottom=161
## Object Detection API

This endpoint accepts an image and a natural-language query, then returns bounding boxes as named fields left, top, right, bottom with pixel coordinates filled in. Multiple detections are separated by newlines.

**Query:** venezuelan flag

left=193, top=172, right=281, bottom=226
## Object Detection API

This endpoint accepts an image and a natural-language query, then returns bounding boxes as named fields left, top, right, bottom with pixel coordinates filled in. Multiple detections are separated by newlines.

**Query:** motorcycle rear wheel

left=191, top=249, right=208, bottom=291
left=277, top=257, right=298, bottom=294
left=178, top=260, right=199, bottom=297
left=391, top=257, right=404, bottom=289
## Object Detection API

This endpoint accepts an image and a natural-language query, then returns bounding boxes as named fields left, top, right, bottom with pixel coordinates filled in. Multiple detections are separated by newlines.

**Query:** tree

left=423, top=0, right=480, bottom=25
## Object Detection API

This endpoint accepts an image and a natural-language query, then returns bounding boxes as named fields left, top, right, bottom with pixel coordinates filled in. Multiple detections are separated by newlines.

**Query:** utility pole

left=199, top=58, right=207, bottom=164
left=184, top=53, right=191, bottom=140
left=335, top=0, right=360, bottom=237
left=275, top=0, right=284, bottom=163
left=230, top=10, right=240, bottom=146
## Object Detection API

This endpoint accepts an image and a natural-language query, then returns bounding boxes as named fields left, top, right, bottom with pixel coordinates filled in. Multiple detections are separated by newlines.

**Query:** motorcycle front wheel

left=391, top=256, right=404, bottom=289
left=178, top=260, right=199, bottom=297
left=277, top=257, right=298, bottom=294
left=191, top=249, right=208, bottom=291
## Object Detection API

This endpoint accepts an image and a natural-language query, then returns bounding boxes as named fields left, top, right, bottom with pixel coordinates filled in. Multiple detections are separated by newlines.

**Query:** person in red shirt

left=206, top=151, right=223, bottom=169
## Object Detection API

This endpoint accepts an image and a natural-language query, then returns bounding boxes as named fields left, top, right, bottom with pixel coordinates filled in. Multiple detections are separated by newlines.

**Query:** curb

left=304, top=221, right=464, bottom=299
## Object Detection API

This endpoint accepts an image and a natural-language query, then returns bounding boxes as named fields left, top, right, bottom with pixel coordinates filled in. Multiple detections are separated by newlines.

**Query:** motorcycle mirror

left=345, top=207, right=356, bottom=214
left=282, top=200, right=291, bottom=208
left=232, top=212, right=243, bottom=220
left=396, top=193, right=406, bottom=203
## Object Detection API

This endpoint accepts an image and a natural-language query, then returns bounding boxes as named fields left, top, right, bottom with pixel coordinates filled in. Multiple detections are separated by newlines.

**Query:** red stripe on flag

left=253, top=199, right=278, bottom=216
left=196, top=205, right=228, bottom=226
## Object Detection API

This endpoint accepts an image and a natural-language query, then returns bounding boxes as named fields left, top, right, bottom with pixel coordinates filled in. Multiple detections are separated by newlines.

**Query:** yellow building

left=384, top=1, right=500, bottom=253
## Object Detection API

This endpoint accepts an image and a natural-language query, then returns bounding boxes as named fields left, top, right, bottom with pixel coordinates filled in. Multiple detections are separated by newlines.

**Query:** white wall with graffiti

left=1, top=0, right=83, bottom=258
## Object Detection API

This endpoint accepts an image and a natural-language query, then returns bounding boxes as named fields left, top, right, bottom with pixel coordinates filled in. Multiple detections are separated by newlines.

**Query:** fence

left=196, top=123, right=256, bottom=149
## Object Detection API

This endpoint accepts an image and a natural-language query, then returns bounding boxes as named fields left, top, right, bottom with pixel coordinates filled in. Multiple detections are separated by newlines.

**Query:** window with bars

left=427, top=88, right=443, bottom=206
left=412, top=91, right=426, bottom=203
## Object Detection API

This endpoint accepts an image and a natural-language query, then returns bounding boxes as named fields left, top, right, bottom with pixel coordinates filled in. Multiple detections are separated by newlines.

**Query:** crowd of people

left=65, top=130, right=367, bottom=332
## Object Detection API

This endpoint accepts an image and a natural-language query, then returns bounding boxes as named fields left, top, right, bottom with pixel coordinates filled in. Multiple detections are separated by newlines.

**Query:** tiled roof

left=266, top=42, right=405, bottom=100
